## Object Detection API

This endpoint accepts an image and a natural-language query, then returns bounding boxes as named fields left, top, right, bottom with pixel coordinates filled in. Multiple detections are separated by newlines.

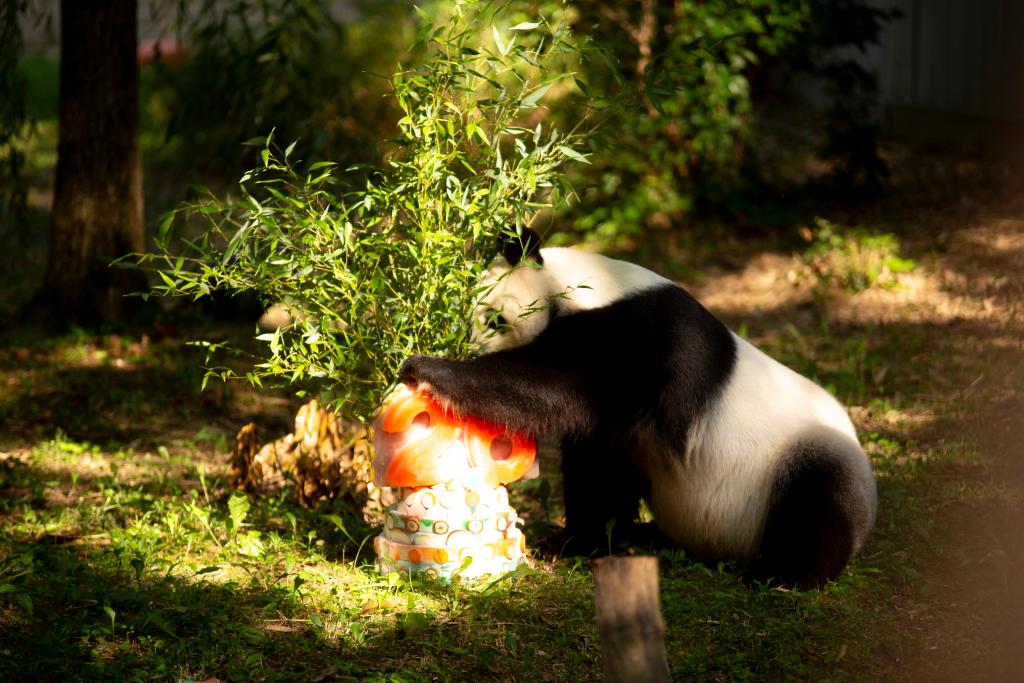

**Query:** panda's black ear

left=498, top=227, right=544, bottom=266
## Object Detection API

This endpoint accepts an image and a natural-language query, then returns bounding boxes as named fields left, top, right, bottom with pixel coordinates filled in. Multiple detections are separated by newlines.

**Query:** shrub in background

left=137, top=7, right=588, bottom=424
left=563, top=1, right=803, bottom=247
left=149, top=0, right=416, bottom=177
left=788, top=0, right=897, bottom=193
left=147, top=0, right=894, bottom=250
left=504, top=0, right=896, bottom=248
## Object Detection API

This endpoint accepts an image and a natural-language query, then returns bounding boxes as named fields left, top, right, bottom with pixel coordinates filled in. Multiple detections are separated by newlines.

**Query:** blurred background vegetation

left=1, top=0, right=898, bottom=326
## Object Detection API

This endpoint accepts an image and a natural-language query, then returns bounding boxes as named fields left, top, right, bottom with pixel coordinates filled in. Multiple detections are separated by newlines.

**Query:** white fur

left=644, top=334, right=877, bottom=559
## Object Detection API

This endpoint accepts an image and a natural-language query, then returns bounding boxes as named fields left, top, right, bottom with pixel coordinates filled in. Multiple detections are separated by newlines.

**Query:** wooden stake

left=593, top=556, right=671, bottom=683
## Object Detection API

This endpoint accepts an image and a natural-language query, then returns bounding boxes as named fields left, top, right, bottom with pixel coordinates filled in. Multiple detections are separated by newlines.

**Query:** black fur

left=559, top=435, right=650, bottom=550
left=753, top=440, right=868, bottom=586
left=400, top=283, right=737, bottom=546
left=498, top=227, right=544, bottom=267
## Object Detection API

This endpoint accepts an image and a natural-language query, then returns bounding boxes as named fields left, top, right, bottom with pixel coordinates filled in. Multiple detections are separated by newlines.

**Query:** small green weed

left=800, top=217, right=915, bottom=295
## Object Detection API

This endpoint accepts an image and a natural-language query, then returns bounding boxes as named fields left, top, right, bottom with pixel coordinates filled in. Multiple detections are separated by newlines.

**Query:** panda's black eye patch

left=485, top=312, right=509, bottom=331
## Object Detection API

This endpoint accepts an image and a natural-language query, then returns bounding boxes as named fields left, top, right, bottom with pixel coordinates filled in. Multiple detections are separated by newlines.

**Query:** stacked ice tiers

left=374, top=481, right=526, bottom=580
left=371, top=384, right=537, bottom=581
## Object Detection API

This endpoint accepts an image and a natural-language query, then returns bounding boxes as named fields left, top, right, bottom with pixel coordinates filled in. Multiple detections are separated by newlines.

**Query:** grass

left=0, top=425, right=598, bottom=681
left=0, top=320, right=947, bottom=682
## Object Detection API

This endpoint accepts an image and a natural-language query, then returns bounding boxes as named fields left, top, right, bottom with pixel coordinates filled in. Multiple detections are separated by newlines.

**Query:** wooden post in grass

left=593, top=556, right=671, bottom=683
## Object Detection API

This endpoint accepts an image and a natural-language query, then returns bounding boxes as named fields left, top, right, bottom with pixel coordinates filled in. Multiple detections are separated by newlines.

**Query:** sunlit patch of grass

left=18, top=119, right=58, bottom=175
left=0, top=327, right=293, bottom=448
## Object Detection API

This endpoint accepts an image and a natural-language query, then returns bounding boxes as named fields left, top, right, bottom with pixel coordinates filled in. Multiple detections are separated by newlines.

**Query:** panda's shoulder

left=539, top=247, right=663, bottom=279
left=539, top=248, right=670, bottom=309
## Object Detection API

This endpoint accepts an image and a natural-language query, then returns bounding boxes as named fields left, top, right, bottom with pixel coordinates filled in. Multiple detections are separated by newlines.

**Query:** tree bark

left=37, top=0, right=146, bottom=325
left=593, top=556, right=672, bottom=683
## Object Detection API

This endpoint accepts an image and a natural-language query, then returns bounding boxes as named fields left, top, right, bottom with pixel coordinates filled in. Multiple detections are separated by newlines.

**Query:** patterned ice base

left=374, top=480, right=526, bottom=581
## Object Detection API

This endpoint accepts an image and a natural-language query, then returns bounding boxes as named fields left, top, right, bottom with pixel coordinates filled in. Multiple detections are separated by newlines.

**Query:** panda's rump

left=755, top=431, right=876, bottom=582
left=643, top=334, right=873, bottom=562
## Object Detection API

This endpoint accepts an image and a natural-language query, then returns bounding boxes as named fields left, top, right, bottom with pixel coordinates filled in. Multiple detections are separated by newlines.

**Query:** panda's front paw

left=398, top=355, right=426, bottom=387
left=399, top=355, right=452, bottom=394
left=397, top=356, right=430, bottom=387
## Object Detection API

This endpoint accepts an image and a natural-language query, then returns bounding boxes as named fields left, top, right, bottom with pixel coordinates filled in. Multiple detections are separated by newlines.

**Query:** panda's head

left=472, top=229, right=670, bottom=353
left=473, top=229, right=558, bottom=353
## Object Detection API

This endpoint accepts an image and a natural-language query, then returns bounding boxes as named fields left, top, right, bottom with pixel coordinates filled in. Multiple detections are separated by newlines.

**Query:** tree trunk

left=37, top=0, right=146, bottom=325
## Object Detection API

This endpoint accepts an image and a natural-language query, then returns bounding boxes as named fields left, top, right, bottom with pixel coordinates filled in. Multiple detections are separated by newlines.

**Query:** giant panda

left=399, top=231, right=877, bottom=584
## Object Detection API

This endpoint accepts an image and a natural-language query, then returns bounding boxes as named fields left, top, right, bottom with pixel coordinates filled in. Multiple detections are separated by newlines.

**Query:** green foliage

left=151, top=0, right=414, bottom=174
left=516, top=1, right=811, bottom=247
left=0, top=0, right=29, bottom=222
left=144, top=0, right=893, bottom=249
left=800, top=217, right=915, bottom=295
left=493, top=0, right=895, bottom=248
left=139, top=7, right=586, bottom=423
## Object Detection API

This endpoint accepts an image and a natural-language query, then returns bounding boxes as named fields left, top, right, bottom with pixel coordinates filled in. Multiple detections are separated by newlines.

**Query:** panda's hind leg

left=753, top=441, right=872, bottom=586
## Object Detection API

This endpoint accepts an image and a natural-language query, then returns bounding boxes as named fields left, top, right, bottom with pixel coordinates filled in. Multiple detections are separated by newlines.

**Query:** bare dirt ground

left=688, top=150, right=1024, bottom=681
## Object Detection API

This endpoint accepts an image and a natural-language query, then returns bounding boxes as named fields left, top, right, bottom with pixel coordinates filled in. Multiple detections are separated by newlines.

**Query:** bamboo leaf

left=557, top=145, right=590, bottom=164
left=522, top=81, right=554, bottom=108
